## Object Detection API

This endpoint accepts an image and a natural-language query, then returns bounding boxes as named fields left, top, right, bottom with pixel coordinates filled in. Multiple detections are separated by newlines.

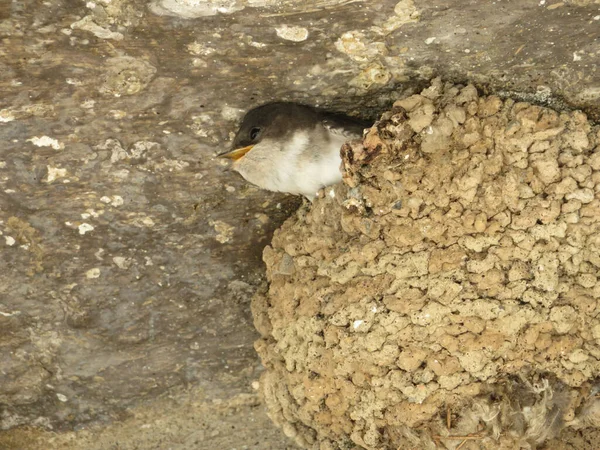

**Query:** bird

left=219, top=102, right=369, bottom=199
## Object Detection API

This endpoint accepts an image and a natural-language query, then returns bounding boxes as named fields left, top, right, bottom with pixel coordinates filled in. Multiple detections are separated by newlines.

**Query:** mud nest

left=251, top=79, right=600, bottom=450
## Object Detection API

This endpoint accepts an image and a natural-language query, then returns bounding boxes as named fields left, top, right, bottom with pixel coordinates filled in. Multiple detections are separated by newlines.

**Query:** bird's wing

left=321, top=115, right=368, bottom=139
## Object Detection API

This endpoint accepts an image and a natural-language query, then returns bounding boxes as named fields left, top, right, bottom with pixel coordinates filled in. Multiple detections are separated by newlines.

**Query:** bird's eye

left=249, top=127, right=261, bottom=140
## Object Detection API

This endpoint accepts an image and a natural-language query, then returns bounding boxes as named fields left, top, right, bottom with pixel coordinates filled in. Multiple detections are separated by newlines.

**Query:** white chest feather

left=234, top=128, right=348, bottom=198
left=274, top=130, right=344, bottom=198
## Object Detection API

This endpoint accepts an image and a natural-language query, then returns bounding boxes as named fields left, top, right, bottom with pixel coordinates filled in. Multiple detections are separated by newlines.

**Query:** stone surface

left=1, top=0, right=599, bottom=448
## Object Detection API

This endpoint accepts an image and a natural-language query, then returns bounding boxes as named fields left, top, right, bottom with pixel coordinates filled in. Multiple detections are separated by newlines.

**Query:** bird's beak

left=218, top=145, right=254, bottom=161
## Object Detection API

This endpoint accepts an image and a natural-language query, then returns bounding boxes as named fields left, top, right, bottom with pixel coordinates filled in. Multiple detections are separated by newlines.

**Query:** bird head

left=218, top=102, right=317, bottom=162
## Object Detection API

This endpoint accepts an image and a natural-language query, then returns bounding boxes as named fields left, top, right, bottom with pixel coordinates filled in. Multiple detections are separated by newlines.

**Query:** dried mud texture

left=252, top=79, right=600, bottom=450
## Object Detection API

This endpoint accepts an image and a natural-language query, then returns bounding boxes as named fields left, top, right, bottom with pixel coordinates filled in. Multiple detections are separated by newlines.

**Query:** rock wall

left=254, top=79, right=600, bottom=449
left=2, top=0, right=600, bottom=447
